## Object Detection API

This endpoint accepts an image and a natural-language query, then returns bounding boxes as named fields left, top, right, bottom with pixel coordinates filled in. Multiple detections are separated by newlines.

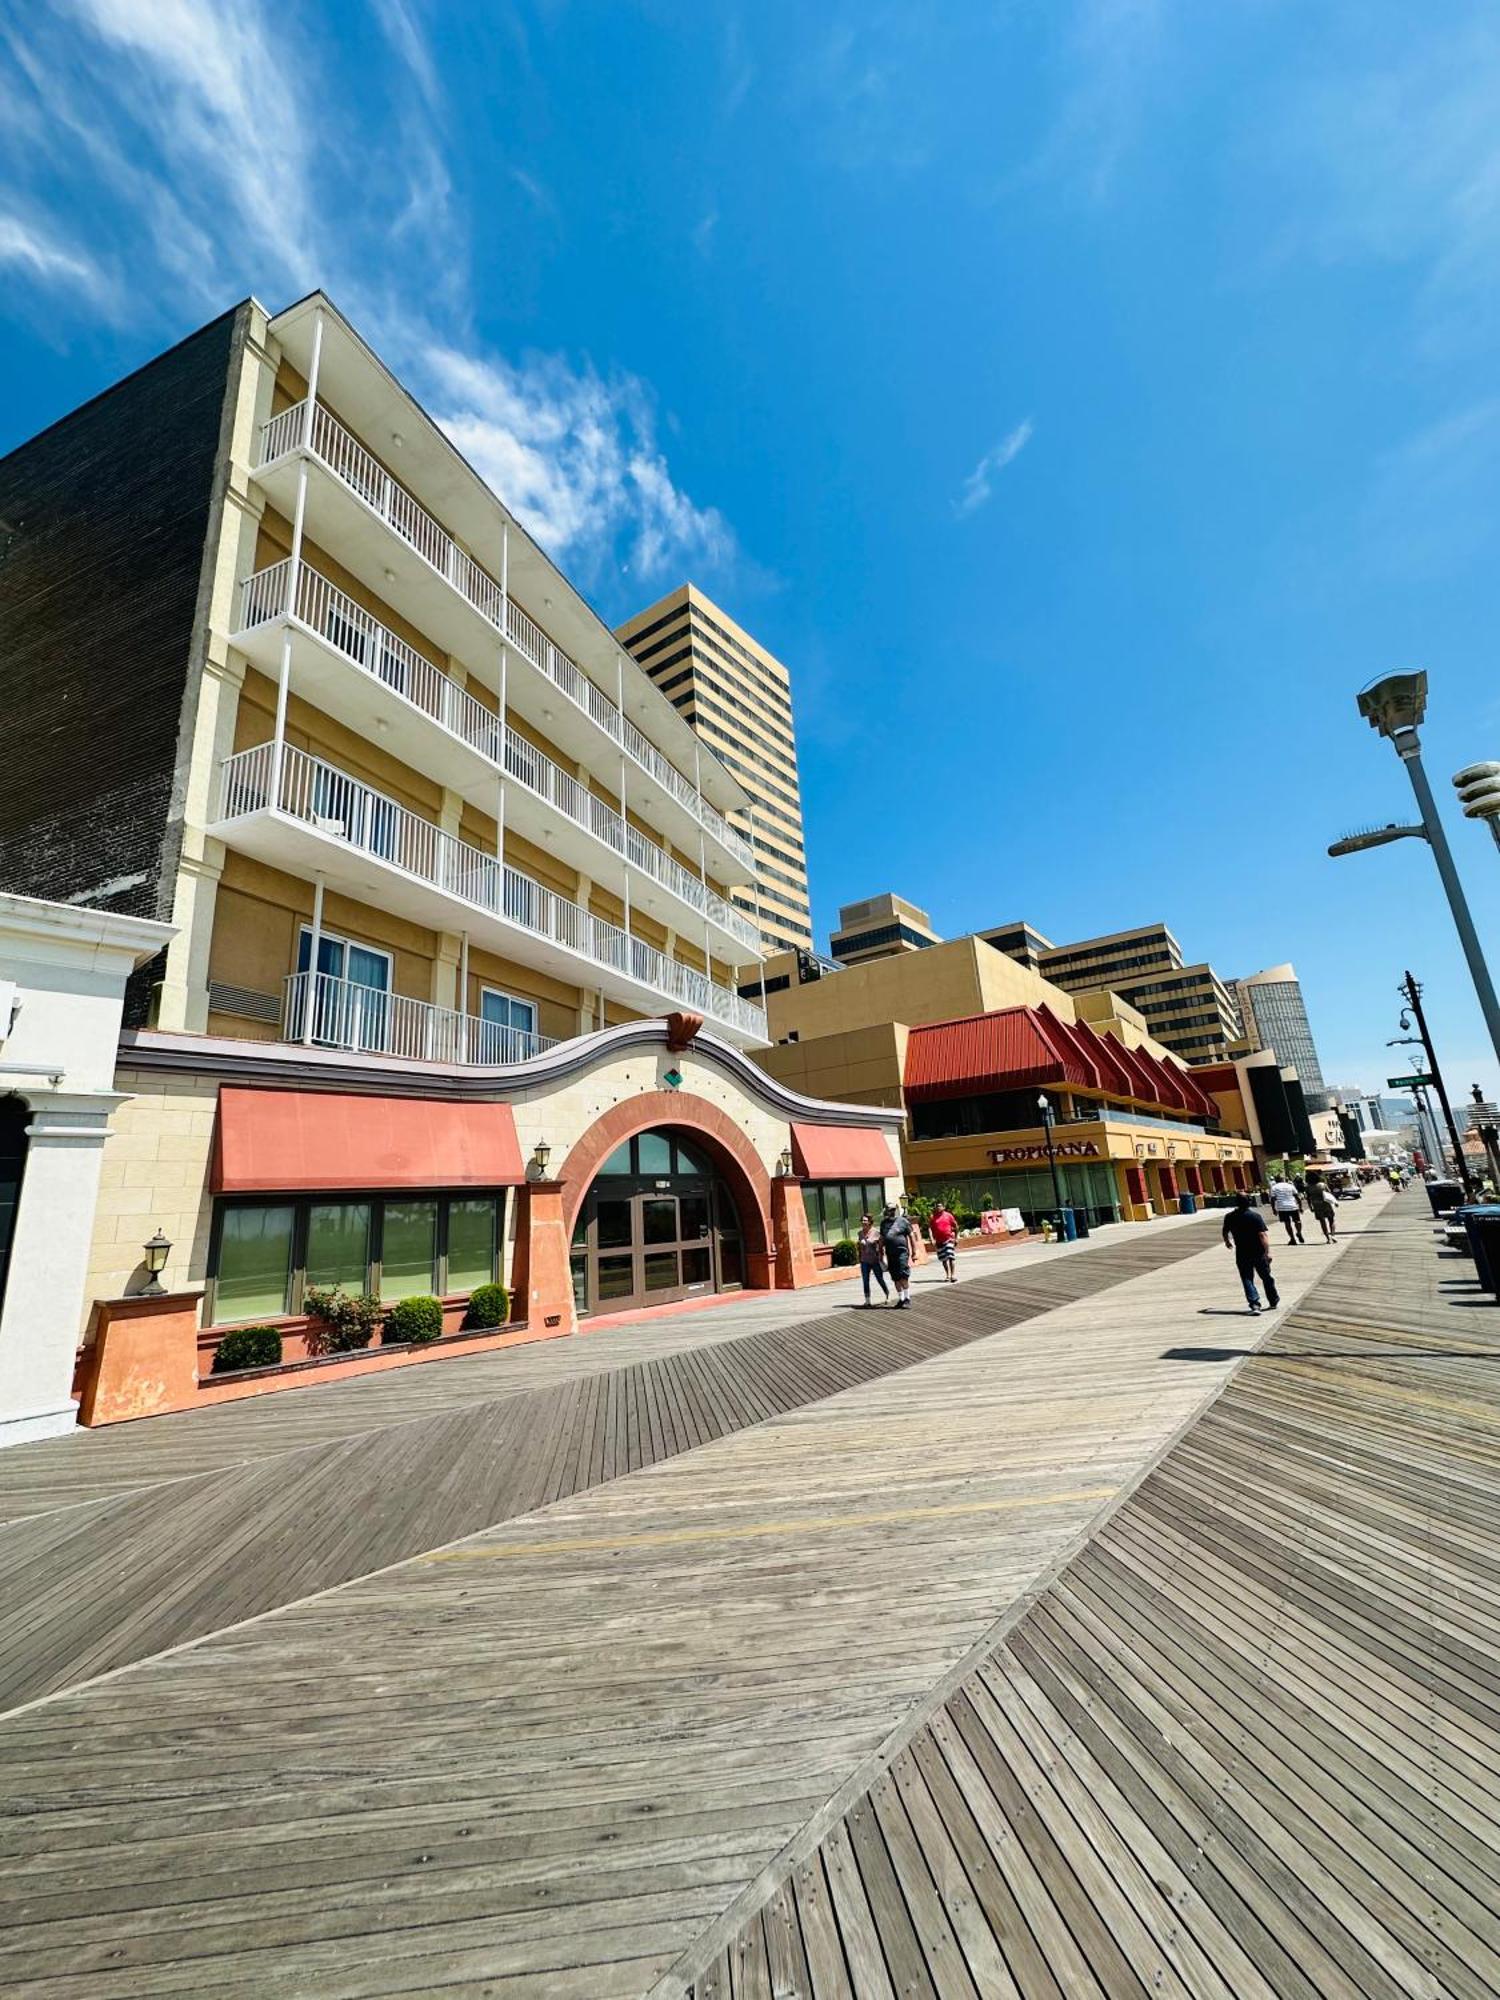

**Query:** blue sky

left=4, top=0, right=1500, bottom=1101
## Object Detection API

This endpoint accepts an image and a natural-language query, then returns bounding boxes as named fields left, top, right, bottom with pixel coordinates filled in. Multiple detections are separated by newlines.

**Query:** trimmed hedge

left=384, top=1294, right=443, bottom=1345
left=463, top=1282, right=509, bottom=1330
left=211, top=1325, right=282, bottom=1374
left=830, top=1238, right=859, bottom=1266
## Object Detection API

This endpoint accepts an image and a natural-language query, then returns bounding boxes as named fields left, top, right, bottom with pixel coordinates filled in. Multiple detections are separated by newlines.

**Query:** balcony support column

left=270, top=459, right=311, bottom=807
left=301, top=873, right=325, bottom=1046
left=496, top=647, right=508, bottom=872
left=301, top=307, right=324, bottom=449
left=459, top=932, right=470, bottom=1063
left=747, top=804, right=769, bottom=1008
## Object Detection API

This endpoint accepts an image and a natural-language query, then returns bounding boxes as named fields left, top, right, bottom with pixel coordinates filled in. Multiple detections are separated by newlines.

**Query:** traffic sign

left=1387, top=1074, right=1429, bottom=1090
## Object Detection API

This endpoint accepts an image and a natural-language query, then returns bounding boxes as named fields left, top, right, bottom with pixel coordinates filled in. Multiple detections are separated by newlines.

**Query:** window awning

left=790, top=1123, right=900, bottom=1181
left=213, top=1088, right=526, bottom=1193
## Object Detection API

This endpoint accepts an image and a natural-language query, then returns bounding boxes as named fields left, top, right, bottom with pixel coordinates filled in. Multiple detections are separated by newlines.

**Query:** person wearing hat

left=879, top=1203, right=918, bottom=1308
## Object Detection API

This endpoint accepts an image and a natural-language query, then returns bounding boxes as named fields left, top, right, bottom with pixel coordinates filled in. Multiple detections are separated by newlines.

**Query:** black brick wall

left=0, top=307, right=244, bottom=1022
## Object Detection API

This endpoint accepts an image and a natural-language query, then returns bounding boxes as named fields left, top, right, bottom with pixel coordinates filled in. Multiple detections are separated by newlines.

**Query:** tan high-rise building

left=830, top=893, right=941, bottom=966
left=616, top=584, right=812, bottom=957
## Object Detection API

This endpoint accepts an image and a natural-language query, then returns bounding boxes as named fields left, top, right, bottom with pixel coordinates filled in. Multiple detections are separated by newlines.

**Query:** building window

left=381, top=1198, right=440, bottom=1300
left=306, top=1201, right=372, bottom=1291
left=206, top=1191, right=507, bottom=1324
left=215, top=1204, right=297, bottom=1320
left=802, top=1180, right=889, bottom=1245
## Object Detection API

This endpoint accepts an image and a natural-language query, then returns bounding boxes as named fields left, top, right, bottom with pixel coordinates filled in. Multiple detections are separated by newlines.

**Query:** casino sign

left=987, top=1139, right=1101, bottom=1165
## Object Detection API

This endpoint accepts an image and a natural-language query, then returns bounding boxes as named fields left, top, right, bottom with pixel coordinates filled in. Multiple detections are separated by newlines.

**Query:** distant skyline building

left=830, top=893, right=942, bottom=967
left=1234, top=964, right=1327, bottom=1101
left=616, top=583, right=812, bottom=957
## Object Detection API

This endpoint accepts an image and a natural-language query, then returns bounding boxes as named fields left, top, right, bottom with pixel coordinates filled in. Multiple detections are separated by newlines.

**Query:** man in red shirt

left=931, top=1201, right=959, bottom=1283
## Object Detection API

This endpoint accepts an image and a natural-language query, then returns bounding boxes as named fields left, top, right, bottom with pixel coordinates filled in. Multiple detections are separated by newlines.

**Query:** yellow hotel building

left=0, top=292, right=903, bottom=1426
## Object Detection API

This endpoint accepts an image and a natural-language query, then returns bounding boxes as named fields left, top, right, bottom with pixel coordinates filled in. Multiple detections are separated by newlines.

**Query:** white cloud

left=955, top=419, right=1034, bottom=517
left=423, top=347, right=735, bottom=585
left=0, top=210, right=108, bottom=299
left=691, top=209, right=718, bottom=256
left=0, top=0, right=739, bottom=591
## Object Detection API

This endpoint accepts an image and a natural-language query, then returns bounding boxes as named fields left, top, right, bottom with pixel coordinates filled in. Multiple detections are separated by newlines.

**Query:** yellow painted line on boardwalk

left=424, top=1488, right=1115, bottom=1562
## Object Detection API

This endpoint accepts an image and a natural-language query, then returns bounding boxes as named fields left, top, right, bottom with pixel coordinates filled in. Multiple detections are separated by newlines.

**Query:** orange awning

left=790, top=1123, right=900, bottom=1181
left=213, top=1088, right=526, bottom=1193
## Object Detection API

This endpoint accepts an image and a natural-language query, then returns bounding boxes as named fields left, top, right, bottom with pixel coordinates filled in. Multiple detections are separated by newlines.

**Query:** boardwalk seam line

left=643, top=1194, right=1390, bottom=2000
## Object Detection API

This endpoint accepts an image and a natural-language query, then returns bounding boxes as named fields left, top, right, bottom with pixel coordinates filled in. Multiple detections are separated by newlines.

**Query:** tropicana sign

left=987, top=1140, right=1101, bottom=1164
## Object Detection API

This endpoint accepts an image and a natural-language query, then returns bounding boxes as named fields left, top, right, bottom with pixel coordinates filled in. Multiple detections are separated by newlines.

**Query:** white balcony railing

left=241, top=559, right=503, bottom=762
left=218, top=742, right=768, bottom=1040
left=282, top=969, right=555, bottom=1066
left=259, top=399, right=758, bottom=874
left=236, top=562, right=761, bottom=954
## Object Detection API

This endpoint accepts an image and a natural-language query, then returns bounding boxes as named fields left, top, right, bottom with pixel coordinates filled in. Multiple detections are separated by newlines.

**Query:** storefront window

left=802, top=1180, right=888, bottom=1245
left=306, top=1202, right=371, bottom=1291
left=381, top=1200, right=438, bottom=1299
left=209, top=1191, right=510, bottom=1323
left=446, top=1198, right=497, bottom=1292
left=216, top=1205, right=295, bottom=1320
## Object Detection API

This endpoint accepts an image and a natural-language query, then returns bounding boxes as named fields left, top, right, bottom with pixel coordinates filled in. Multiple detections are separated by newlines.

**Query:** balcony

left=254, top=399, right=756, bottom=879
left=282, top=970, right=556, bottom=1066
left=209, top=741, right=768, bottom=1045
left=232, top=561, right=760, bottom=958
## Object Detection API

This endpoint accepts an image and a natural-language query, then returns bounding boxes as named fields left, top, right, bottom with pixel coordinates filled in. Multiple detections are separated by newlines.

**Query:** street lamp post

left=1398, top=971, right=1472, bottom=1191
left=1037, top=1093, right=1069, bottom=1238
left=1335, top=672, right=1500, bottom=1074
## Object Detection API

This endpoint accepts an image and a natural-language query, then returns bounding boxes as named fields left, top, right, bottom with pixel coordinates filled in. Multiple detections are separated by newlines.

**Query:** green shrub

left=303, top=1286, right=382, bottom=1354
left=211, top=1325, right=282, bottom=1374
left=830, top=1237, right=859, bottom=1266
left=956, top=1208, right=982, bottom=1230
left=384, top=1294, right=444, bottom=1345
left=463, top=1281, right=509, bottom=1330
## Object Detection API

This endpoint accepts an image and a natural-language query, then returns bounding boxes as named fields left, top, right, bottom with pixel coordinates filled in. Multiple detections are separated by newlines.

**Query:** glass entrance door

left=569, top=1127, right=745, bottom=1317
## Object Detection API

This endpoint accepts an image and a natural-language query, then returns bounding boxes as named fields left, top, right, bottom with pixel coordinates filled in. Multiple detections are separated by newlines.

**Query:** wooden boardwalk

left=679, top=1190, right=1500, bottom=2000
left=0, top=1201, right=1374, bottom=1996
left=0, top=1218, right=1218, bottom=1716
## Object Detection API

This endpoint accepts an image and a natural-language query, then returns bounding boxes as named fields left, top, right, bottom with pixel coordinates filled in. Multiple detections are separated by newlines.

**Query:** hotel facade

left=0, top=294, right=899, bottom=1430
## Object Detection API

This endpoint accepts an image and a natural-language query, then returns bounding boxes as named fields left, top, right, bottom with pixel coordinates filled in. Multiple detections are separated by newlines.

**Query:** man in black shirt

left=1222, top=1192, right=1280, bottom=1313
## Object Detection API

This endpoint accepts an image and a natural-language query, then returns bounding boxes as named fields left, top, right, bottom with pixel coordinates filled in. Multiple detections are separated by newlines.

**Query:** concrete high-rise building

left=616, top=584, right=812, bottom=957
left=1235, top=964, right=1327, bottom=1101
left=830, top=893, right=942, bottom=967
left=982, top=919, right=1244, bottom=1066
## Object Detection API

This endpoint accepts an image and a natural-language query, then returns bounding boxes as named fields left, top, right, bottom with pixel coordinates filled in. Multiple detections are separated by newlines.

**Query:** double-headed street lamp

left=1329, top=671, right=1500, bottom=1074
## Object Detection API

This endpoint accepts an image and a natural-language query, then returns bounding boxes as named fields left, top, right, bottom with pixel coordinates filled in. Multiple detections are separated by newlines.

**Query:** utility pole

left=1401, top=971, right=1471, bottom=1190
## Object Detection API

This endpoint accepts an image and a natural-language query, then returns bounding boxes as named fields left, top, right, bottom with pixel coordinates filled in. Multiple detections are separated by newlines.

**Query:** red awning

left=791, top=1123, right=900, bottom=1181
left=214, top=1088, right=526, bottom=1193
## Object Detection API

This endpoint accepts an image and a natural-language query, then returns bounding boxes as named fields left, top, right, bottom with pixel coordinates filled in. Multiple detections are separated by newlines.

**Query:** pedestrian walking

left=856, top=1213, right=890, bottom=1307
left=1222, top=1192, right=1280, bottom=1313
left=1307, top=1180, right=1338, bottom=1243
left=1269, top=1174, right=1305, bottom=1244
left=879, top=1203, right=918, bottom=1308
left=930, top=1199, right=959, bottom=1283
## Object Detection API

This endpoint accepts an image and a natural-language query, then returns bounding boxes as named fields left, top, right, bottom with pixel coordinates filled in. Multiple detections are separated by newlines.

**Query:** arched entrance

left=569, top=1125, right=749, bottom=1316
